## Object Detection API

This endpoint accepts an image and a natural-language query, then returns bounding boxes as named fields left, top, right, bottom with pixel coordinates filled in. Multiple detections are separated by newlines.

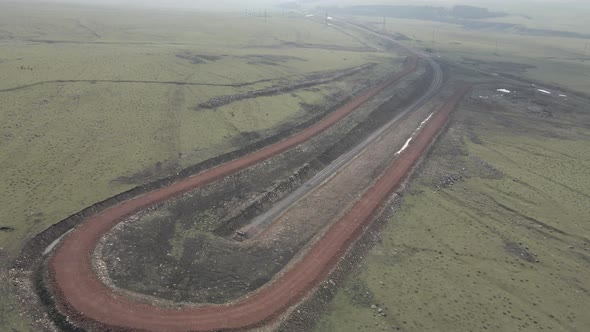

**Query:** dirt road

left=239, top=46, right=443, bottom=240
left=49, top=84, right=469, bottom=331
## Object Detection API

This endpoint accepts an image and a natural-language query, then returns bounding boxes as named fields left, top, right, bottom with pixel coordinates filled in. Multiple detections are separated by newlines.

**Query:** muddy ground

left=95, top=64, right=434, bottom=305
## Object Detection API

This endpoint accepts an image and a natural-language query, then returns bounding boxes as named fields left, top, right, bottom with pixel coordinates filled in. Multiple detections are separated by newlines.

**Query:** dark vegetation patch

left=0, top=77, right=279, bottom=93
left=231, top=131, right=262, bottom=146
left=175, top=53, right=223, bottom=64
left=266, top=41, right=378, bottom=52
left=504, top=241, right=538, bottom=263
left=113, top=160, right=180, bottom=185
left=496, top=203, right=567, bottom=235
left=197, top=63, right=376, bottom=109
left=242, top=54, right=305, bottom=66
left=0, top=226, right=15, bottom=232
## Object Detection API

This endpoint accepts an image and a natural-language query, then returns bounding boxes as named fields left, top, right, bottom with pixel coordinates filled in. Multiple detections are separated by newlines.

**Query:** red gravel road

left=50, top=85, right=470, bottom=331
left=50, top=60, right=477, bottom=332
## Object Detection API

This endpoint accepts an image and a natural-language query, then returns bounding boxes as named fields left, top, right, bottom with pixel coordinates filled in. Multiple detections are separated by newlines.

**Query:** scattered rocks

left=436, top=173, right=464, bottom=189
left=505, top=241, right=537, bottom=263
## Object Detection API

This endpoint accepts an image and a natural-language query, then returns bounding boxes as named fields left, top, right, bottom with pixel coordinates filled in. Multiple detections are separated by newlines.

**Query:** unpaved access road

left=239, top=46, right=443, bottom=240
left=46, top=57, right=416, bottom=327
left=49, top=85, right=470, bottom=331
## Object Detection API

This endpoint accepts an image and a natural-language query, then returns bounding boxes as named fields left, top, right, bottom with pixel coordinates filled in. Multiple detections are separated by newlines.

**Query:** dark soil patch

left=175, top=54, right=206, bottom=64
left=175, top=53, right=223, bottom=64
left=242, top=54, right=305, bottom=65
left=231, top=131, right=262, bottom=145
left=102, top=221, right=305, bottom=304
left=504, top=241, right=537, bottom=263
left=248, top=60, right=279, bottom=66
left=197, top=63, right=376, bottom=109
left=113, top=160, right=180, bottom=185
left=0, top=226, right=15, bottom=232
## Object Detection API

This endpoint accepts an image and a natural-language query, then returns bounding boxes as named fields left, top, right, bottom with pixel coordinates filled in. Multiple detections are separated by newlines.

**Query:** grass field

left=2, top=1, right=589, bottom=331
left=0, top=3, right=402, bottom=329
left=349, top=15, right=590, bottom=93
left=0, top=2, right=399, bottom=255
left=314, top=85, right=590, bottom=331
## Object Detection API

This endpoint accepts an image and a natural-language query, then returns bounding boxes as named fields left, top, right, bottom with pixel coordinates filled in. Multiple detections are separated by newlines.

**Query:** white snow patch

left=559, top=94, right=567, bottom=97
left=43, top=229, right=73, bottom=255
left=305, top=14, right=314, bottom=17
left=497, top=89, right=511, bottom=93
left=395, top=113, right=434, bottom=156
left=327, top=16, right=333, bottom=20
left=537, top=89, right=551, bottom=94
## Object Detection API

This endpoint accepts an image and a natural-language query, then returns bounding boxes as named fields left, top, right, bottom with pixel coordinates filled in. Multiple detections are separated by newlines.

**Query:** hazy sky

left=6, top=0, right=588, bottom=12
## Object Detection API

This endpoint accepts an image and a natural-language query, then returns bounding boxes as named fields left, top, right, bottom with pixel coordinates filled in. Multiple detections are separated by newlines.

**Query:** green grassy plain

left=351, top=15, right=590, bottom=93
left=314, top=87, right=590, bottom=331
left=0, top=2, right=397, bottom=254
left=0, top=3, right=400, bottom=329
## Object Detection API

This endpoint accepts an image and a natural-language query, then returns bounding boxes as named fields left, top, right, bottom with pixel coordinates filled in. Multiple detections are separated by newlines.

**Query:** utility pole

left=382, top=16, right=386, bottom=32
left=584, top=41, right=589, bottom=59
left=264, top=9, right=267, bottom=23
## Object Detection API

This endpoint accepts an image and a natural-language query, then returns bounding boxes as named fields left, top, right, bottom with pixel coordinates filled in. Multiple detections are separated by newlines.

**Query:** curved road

left=239, top=22, right=444, bottom=239
left=47, top=22, right=449, bottom=331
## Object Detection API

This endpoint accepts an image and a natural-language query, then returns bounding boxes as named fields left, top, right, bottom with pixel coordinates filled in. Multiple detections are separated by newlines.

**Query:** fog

left=3, top=0, right=589, bottom=17
left=8, top=0, right=587, bottom=10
